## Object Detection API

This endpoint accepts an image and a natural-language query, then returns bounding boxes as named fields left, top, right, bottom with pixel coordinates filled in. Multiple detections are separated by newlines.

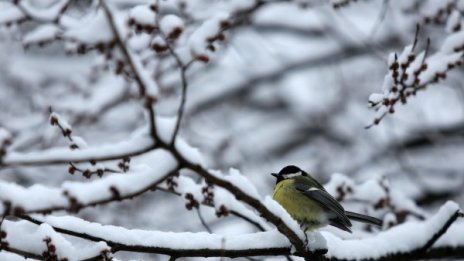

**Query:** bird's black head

left=271, top=165, right=307, bottom=184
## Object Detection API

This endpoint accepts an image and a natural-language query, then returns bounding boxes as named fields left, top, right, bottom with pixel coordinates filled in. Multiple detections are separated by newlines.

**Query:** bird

left=271, top=165, right=382, bottom=233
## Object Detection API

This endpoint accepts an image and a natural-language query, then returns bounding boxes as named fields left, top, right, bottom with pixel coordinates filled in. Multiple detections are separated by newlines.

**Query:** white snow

left=0, top=6, right=25, bottom=24
left=160, top=14, right=184, bottom=37
left=30, top=214, right=290, bottom=251
left=0, top=252, right=27, bottom=261
left=129, top=33, right=151, bottom=51
left=0, top=128, right=12, bottom=143
left=3, top=220, right=109, bottom=261
left=22, top=24, right=60, bottom=45
left=440, top=30, right=464, bottom=54
left=445, top=10, right=462, bottom=33
left=3, top=128, right=155, bottom=165
left=18, top=0, right=70, bottom=22
left=64, top=9, right=114, bottom=44
left=210, top=168, right=260, bottom=199
left=188, top=13, right=229, bottom=58
left=129, top=5, right=156, bottom=26
left=0, top=151, right=177, bottom=212
left=62, top=151, right=177, bottom=204
left=368, top=93, right=384, bottom=105
left=324, top=201, right=460, bottom=259
left=419, top=52, right=463, bottom=84
left=49, top=112, right=72, bottom=132
left=127, top=48, right=159, bottom=97
left=53, top=74, right=127, bottom=116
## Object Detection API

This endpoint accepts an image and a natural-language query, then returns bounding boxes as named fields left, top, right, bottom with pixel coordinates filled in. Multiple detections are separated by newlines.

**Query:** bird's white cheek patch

left=282, top=171, right=302, bottom=179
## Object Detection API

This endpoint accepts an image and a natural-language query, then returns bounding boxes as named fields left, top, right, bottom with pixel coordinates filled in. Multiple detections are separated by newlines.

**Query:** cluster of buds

left=201, top=184, right=215, bottom=205
left=2, top=201, right=25, bottom=216
left=151, top=36, right=168, bottom=53
left=100, top=249, right=113, bottom=261
left=188, top=15, right=229, bottom=63
left=70, top=40, right=118, bottom=60
left=68, top=163, right=106, bottom=178
left=367, top=34, right=463, bottom=127
left=160, top=15, right=184, bottom=40
left=117, top=157, right=130, bottom=172
left=49, top=112, right=73, bottom=141
left=0, top=228, right=7, bottom=249
left=67, top=40, right=118, bottom=58
left=126, top=3, right=184, bottom=52
left=446, top=10, right=463, bottom=33
left=109, top=186, right=121, bottom=201
left=215, top=204, right=230, bottom=218
left=165, top=175, right=178, bottom=191
left=50, top=111, right=123, bottom=177
left=422, top=0, right=456, bottom=24
left=151, top=16, right=184, bottom=54
left=334, top=182, right=353, bottom=202
left=62, top=190, right=83, bottom=213
left=128, top=5, right=158, bottom=33
left=0, top=211, right=7, bottom=249
left=184, top=193, right=199, bottom=210
left=42, top=237, right=62, bottom=261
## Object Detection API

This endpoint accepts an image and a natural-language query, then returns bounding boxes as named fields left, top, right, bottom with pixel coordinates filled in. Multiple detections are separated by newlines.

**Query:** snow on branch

left=163, top=174, right=269, bottom=231
left=1, top=219, right=110, bottom=260
left=0, top=151, right=178, bottom=215
left=49, top=110, right=125, bottom=178
left=367, top=27, right=463, bottom=128
left=324, top=173, right=426, bottom=226
left=17, top=215, right=292, bottom=259
left=1, top=126, right=156, bottom=167
left=323, top=201, right=463, bottom=260
left=15, top=0, right=70, bottom=23
left=156, top=147, right=311, bottom=255
left=6, top=201, right=462, bottom=260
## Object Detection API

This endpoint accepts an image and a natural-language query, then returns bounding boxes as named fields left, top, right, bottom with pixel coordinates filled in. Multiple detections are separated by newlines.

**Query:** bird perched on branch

left=272, top=165, right=382, bottom=233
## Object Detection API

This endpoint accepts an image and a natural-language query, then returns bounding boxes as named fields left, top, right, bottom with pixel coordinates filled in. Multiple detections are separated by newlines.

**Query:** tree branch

left=1, top=165, right=179, bottom=215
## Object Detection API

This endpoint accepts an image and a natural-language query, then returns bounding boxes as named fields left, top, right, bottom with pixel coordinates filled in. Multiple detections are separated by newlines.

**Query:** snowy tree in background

left=0, top=0, right=463, bottom=260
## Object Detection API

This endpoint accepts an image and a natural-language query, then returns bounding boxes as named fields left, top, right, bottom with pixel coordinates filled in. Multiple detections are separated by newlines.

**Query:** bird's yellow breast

left=272, top=179, right=326, bottom=229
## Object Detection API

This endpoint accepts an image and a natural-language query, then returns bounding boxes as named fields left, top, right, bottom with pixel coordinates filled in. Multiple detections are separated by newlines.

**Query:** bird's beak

left=271, top=173, right=279, bottom=178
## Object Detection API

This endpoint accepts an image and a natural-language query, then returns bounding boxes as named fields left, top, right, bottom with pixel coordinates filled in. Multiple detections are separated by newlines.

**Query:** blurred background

left=0, top=0, right=463, bottom=259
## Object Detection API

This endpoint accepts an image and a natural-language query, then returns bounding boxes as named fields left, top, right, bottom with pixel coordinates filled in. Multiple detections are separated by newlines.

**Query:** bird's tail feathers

left=345, top=211, right=382, bottom=226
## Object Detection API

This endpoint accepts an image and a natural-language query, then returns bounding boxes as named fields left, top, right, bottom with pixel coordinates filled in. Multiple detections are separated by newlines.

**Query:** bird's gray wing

left=293, top=183, right=352, bottom=229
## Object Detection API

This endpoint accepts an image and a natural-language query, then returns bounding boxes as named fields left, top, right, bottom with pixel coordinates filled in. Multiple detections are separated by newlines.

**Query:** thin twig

left=196, top=207, right=212, bottom=233
left=100, top=0, right=147, bottom=97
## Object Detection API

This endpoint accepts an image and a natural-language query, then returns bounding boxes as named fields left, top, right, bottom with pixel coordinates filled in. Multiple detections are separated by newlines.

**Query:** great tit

left=272, top=165, right=382, bottom=233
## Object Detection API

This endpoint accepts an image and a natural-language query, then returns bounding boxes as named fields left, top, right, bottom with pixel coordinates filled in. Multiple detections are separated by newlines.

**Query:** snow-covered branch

left=14, top=215, right=292, bottom=259
left=4, top=201, right=461, bottom=260
left=1, top=219, right=110, bottom=261
left=367, top=32, right=463, bottom=127
left=1, top=130, right=156, bottom=167
left=0, top=151, right=177, bottom=215
left=323, top=202, right=463, bottom=261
